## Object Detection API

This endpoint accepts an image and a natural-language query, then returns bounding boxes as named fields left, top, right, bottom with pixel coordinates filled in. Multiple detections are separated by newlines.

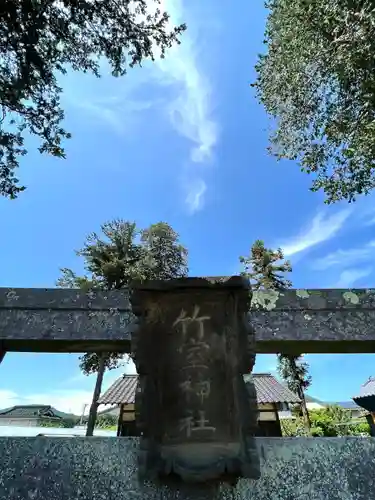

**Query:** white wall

left=0, top=418, right=38, bottom=427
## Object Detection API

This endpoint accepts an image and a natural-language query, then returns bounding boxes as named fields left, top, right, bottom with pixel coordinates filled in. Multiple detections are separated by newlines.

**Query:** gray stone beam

left=0, top=286, right=375, bottom=354
left=252, top=288, right=375, bottom=353
left=0, top=288, right=134, bottom=353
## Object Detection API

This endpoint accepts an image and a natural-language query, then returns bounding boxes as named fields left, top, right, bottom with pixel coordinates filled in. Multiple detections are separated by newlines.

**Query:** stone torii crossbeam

left=0, top=281, right=374, bottom=356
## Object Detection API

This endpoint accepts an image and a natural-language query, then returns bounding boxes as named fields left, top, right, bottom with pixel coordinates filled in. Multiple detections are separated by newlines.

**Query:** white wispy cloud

left=64, top=0, right=217, bottom=213
left=68, top=96, right=155, bottom=136
left=184, top=178, right=207, bottom=213
left=359, top=201, right=375, bottom=226
left=311, top=239, right=375, bottom=288
left=0, top=358, right=137, bottom=416
left=157, top=40, right=217, bottom=164
left=153, top=0, right=217, bottom=211
left=364, top=215, right=375, bottom=226
left=280, top=208, right=352, bottom=257
left=312, top=243, right=375, bottom=271
left=0, top=388, right=94, bottom=416
left=333, top=268, right=373, bottom=288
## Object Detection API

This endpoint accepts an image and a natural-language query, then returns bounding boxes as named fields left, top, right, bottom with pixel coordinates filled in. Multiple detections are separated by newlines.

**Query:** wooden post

left=86, top=354, right=107, bottom=437
left=117, top=405, right=124, bottom=437
left=366, top=413, right=375, bottom=437
left=274, top=404, right=282, bottom=437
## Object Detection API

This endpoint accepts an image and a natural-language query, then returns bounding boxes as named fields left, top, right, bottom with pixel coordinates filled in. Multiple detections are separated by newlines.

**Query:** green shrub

left=280, top=405, right=370, bottom=437
left=95, top=414, right=118, bottom=429
left=310, top=426, right=324, bottom=437
left=280, top=417, right=309, bottom=437
left=347, top=422, right=371, bottom=436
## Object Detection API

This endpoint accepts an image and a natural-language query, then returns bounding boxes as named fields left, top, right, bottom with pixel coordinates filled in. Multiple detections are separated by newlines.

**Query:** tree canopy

left=277, top=354, right=312, bottom=398
left=0, top=0, right=185, bottom=199
left=57, top=219, right=188, bottom=374
left=240, top=239, right=292, bottom=290
left=240, top=239, right=311, bottom=429
left=253, top=0, right=375, bottom=203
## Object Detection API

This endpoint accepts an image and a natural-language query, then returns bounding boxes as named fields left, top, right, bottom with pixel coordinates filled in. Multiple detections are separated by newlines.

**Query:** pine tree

left=240, top=240, right=311, bottom=430
left=240, top=240, right=292, bottom=290
left=277, top=354, right=312, bottom=430
left=57, top=219, right=188, bottom=435
left=140, top=222, right=188, bottom=281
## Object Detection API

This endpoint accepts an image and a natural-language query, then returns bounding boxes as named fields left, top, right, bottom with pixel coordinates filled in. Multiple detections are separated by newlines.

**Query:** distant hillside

left=304, top=396, right=361, bottom=410
left=305, top=395, right=326, bottom=406
left=328, top=401, right=361, bottom=410
left=50, top=408, right=81, bottom=420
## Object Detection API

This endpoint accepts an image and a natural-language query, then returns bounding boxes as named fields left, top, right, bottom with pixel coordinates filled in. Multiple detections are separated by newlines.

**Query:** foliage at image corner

left=0, top=0, right=186, bottom=199
left=253, top=0, right=375, bottom=204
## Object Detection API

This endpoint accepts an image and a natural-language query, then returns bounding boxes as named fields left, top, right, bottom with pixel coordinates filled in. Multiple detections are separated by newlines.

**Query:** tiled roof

left=250, top=373, right=300, bottom=404
left=353, top=377, right=375, bottom=400
left=99, top=374, right=138, bottom=404
left=0, top=405, right=61, bottom=419
left=98, top=373, right=300, bottom=405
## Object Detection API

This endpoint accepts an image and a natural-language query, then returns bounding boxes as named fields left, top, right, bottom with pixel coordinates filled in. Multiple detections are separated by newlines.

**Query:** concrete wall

left=0, top=437, right=374, bottom=499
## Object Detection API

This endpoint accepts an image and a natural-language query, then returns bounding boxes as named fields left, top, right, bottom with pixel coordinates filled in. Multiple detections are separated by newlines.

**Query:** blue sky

left=0, top=0, right=375, bottom=415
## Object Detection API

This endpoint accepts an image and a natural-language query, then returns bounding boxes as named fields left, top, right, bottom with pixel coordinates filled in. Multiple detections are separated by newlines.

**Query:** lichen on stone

left=206, top=276, right=230, bottom=284
left=296, top=290, right=310, bottom=299
left=6, top=289, right=19, bottom=301
left=343, top=291, right=360, bottom=305
left=251, top=290, right=281, bottom=310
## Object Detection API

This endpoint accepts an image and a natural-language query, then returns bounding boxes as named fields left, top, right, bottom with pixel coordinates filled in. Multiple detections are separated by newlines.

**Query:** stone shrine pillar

left=130, top=276, right=259, bottom=484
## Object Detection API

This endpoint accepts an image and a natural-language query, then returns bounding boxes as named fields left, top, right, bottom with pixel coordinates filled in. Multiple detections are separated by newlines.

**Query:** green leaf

left=254, top=0, right=375, bottom=203
left=0, top=0, right=186, bottom=198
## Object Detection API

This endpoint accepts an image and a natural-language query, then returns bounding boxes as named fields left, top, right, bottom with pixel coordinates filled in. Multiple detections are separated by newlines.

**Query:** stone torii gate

left=0, top=277, right=375, bottom=499
left=1, top=280, right=374, bottom=355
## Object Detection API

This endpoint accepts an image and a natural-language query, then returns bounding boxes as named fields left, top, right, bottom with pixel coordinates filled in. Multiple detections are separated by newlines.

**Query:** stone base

left=0, top=437, right=374, bottom=499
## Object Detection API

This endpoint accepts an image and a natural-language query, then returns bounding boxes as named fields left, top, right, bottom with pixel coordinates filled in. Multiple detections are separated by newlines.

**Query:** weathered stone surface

left=1, top=285, right=375, bottom=353
left=130, top=276, right=259, bottom=482
left=0, top=437, right=374, bottom=499
left=252, top=288, right=375, bottom=353
left=0, top=287, right=131, bottom=309
left=0, top=288, right=135, bottom=352
left=252, top=310, right=375, bottom=353
left=252, top=288, right=375, bottom=310
left=249, top=289, right=375, bottom=353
